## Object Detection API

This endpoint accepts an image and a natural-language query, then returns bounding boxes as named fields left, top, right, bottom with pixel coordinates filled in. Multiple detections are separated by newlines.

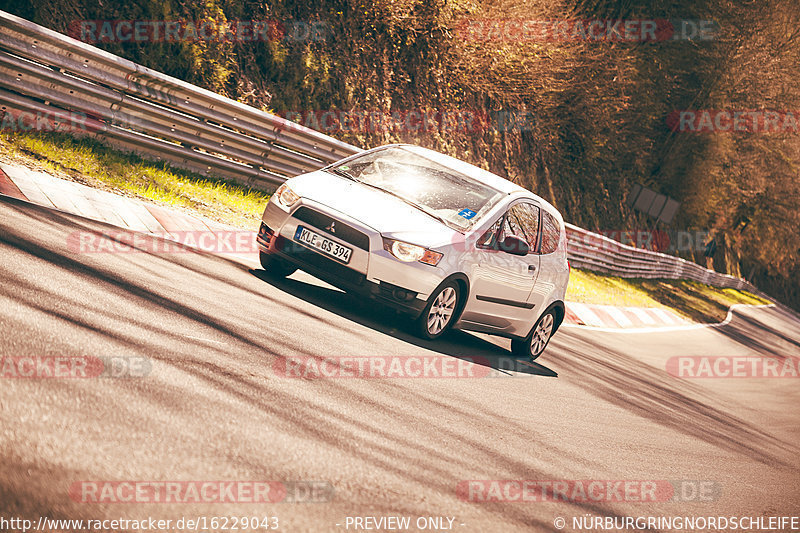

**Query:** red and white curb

left=563, top=302, right=775, bottom=332
left=0, top=165, right=26, bottom=200
left=564, top=302, right=688, bottom=329
left=0, top=162, right=258, bottom=264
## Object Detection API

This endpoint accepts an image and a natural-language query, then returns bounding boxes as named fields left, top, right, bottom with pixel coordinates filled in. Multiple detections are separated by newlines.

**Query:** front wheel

left=414, top=281, right=461, bottom=340
left=259, top=251, right=297, bottom=278
left=511, top=309, right=556, bottom=360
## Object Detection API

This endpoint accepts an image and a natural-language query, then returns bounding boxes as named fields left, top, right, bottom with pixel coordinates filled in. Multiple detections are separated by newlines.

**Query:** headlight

left=390, top=240, right=424, bottom=262
left=382, top=238, right=443, bottom=266
left=273, top=183, right=300, bottom=208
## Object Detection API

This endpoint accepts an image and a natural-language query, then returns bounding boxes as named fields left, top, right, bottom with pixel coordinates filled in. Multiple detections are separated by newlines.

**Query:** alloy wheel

left=426, top=286, right=457, bottom=335
left=530, top=312, right=554, bottom=357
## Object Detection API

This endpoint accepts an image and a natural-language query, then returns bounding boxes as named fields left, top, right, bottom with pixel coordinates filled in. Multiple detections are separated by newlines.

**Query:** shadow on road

left=715, top=307, right=800, bottom=359
left=549, top=328, right=798, bottom=468
left=250, top=268, right=558, bottom=378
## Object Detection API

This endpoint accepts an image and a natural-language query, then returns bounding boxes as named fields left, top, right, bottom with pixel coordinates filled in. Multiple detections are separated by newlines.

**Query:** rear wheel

left=414, top=282, right=460, bottom=340
left=259, top=251, right=297, bottom=278
left=511, top=309, right=556, bottom=360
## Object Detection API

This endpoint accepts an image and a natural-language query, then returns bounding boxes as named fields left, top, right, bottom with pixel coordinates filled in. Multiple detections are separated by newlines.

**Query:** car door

left=464, top=201, right=541, bottom=334
left=527, top=208, right=570, bottom=312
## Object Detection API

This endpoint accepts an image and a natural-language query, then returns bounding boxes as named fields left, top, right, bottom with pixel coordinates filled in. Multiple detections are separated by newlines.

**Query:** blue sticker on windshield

left=458, top=209, right=477, bottom=220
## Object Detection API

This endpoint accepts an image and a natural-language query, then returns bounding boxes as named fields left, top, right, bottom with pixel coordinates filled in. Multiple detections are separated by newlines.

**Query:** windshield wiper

left=356, top=180, right=465, bottom=232
left=326, top=167, right=357, bottom=181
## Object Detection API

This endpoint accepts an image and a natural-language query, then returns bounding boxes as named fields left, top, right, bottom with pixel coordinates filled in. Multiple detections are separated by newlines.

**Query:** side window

left=505, top=202, right=540, bottom=253
left=476, top=202, right=541, bottom=253
left=540, top=210, right=561, bottom=254
left=476, top=217, right=502, bottom=249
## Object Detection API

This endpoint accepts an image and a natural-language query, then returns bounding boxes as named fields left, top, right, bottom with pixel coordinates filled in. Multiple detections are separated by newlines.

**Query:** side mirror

left=499, top=235, right=529, bottom=256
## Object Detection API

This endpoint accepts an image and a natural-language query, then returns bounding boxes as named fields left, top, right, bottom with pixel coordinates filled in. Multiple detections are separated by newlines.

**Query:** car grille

left=276, top=238, right=366, bottom=286
left=292, top=207, right=370, bottom=251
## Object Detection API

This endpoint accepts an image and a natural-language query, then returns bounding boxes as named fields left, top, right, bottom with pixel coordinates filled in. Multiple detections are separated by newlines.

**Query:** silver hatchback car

left=257, top=144, right=569, bottom=359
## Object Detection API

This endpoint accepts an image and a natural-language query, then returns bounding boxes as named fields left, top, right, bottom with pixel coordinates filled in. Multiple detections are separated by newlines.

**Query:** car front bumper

left=256, top=199, right=437, bottom=318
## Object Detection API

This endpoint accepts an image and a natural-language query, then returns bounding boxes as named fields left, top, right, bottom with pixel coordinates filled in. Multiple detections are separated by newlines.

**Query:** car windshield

left=327, top=146, right=504, bottom=231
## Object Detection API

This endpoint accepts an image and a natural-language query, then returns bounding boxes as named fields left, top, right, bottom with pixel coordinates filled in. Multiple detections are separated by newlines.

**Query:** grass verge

left=0, top=131, right=271, bottom=228
left=567, top=268, right=772, bottom=323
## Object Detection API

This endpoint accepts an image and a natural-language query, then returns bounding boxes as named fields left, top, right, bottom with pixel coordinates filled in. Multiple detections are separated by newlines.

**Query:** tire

left=414, top=281, right=461, bottom=340
left=511, top=309, right=556, bottom=361
left=259, top=251, right=297, bottom=278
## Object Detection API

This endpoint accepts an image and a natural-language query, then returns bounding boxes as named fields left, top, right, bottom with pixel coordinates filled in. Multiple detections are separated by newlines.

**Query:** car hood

left=288, top=170, right=460, bottom=249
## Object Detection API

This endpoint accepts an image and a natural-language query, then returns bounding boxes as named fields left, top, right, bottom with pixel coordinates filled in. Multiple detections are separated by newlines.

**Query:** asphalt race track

left=1, top=196, right=799, bottom=532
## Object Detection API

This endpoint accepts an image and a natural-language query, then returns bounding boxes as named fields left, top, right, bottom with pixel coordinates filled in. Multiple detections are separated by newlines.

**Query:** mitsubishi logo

left=326, top=221, right=336, bottom=233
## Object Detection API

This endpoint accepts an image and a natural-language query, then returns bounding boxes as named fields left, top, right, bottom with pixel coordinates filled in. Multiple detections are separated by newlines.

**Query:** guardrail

left=564, top=223, right=766, bottom=294
left=0, top=10, right=361, bottom=189
left=0, top=10, right=766, bottom=297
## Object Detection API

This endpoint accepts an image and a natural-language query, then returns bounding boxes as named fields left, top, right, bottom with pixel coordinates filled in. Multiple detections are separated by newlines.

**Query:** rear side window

left=540, top=210, right=561, bottom=254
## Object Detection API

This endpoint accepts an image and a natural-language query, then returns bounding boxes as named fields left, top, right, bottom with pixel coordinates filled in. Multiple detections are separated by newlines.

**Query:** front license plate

left=294, top=225, right=353, bottom=264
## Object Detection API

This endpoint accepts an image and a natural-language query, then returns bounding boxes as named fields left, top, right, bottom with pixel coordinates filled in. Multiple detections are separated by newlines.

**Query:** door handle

left=528, top=265, right=536, bottom=272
